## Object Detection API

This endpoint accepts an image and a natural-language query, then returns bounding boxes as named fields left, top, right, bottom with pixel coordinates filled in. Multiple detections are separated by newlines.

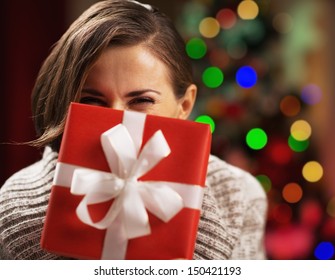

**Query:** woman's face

left=80, top=45, right=196, bottom=120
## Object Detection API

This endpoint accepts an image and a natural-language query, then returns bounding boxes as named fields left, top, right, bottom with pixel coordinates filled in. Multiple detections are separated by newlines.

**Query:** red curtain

left=0, top=0, right=66, bottom=186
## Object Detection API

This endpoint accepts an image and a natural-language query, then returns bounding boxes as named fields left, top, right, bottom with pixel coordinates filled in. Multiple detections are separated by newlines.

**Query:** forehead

left=94, top=45, right=165, bottom=70
left=85, top=45, right=172, bottom=89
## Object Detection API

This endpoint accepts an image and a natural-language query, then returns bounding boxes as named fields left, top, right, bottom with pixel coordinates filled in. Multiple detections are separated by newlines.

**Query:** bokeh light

left=202, top=66, right=224, bottom=88
left=268, top=140, right=293, bottom=165
left=256, top=174, right=272, bottom=192
left=227, top=40, right=248, bottom=59
left=179, top=0, right=330, bottom=261
left=199, top=17, right=220, bottom=38
left=326, top=197, right=335, bottom=217
left=225, top=103, right=245, bottom=120
left=273, top=13, right=294, bottom=34
left=186, top=37, right=207, bottom=59
left=205, top=97, right=225, bottom=118
left=301, top=84, right=322, bottom=105
left=314, top=242, right=335, bottom=260
left=273, top=203, right=292, bottom=224
left=248, top=57, right=268, bottom=78
left=290, top=120, right=312, bottom=141
left=265, top=225, right=314, bottom=260
left=282, top=183, right=303, bottom=203
left=302, top=161, right=323, bottom=183
left=321, top=218, right=335, bottom=240
left=242, top=19, right=266, bottom=44
left=246, top=128, right=267, bottom=150
left=236, top=66, right=258, bottom=88
left=300, top=200, right=323, bottom=228
left=288, top=135, right=309, bottom=152
left=178, top=2, right=207, bottom=36
left=195, top=115, right=215, bottom=133
left=209, top=49, right=230, bottom=69
left=216, top=8, right=237, bottom=29
left=237, top=0, right=259, bottom=20
left=280, top=95, right=301, bottom=117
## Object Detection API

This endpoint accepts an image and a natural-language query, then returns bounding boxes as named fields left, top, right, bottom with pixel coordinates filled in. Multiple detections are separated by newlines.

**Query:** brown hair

left=31, top=0, right=193, bottom=151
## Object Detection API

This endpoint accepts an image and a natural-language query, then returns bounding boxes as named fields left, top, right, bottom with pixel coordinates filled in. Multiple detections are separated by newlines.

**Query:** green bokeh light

left=246, top=128, right=268, bottom=150
left=186, top=38, right=207, bottom=59
left=256, top=174, right=272, bottom=192
left=195, top=115, right=216, bottom=133
left=288, top=135, right=309, bottom=152
left=202, top=67, right=224, bottom=88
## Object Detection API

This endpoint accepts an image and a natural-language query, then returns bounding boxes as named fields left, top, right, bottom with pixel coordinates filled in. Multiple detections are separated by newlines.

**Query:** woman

left=0, top=0, right=267, bottom=259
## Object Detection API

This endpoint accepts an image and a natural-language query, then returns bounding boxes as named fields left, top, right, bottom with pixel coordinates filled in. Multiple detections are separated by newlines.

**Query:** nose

left=109, top=101, right=127, bottom=111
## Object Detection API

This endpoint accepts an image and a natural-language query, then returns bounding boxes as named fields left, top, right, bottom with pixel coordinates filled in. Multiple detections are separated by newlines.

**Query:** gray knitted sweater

left=0, top=147, right=267, bottom=259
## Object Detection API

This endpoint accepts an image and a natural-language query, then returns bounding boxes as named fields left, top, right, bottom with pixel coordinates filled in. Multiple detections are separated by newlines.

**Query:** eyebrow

left=81, top=88, right=161, bottom=97
left=126, top=89, right=161, bottom=97
left=81, top=88, right=104, bottom=97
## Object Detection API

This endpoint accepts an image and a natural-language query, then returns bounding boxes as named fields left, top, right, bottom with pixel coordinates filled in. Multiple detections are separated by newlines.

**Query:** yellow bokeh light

left=290, top=120, right=312, bottom=141
left=282, top=183, right=303, bottom=203
left=302, top=161, right=323, bottom=182
left=237, top=0, right=259, bottom=20
left=199, top=17, right=220, bottom=38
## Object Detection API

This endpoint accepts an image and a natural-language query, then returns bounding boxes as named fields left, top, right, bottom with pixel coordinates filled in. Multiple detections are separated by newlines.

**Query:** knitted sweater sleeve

left=0, top=148, right=66, bottom=260
left=194, top=155, right=267, bottom=259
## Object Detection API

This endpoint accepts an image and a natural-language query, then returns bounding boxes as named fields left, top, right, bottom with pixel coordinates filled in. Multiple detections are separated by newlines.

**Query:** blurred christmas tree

left=176, top=0, right=335, bottom=259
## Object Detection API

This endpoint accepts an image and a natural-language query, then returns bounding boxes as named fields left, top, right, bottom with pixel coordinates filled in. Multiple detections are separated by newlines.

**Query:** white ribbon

left=53, top=110, right=204, bottom=259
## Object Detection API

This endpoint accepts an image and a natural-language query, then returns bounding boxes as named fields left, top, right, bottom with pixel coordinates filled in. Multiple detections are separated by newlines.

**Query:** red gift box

left=41, top=103, right=211, bottom=259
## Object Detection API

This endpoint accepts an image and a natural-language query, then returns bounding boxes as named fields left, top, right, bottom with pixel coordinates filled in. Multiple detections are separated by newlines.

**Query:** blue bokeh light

left=314, top=241, right=334, bottom=260
left=236, top=66, right=257, bottom=88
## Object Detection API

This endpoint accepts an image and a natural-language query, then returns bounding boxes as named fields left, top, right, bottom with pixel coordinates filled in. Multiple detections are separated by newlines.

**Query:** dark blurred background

left=1, top=0, right=335, bottom=260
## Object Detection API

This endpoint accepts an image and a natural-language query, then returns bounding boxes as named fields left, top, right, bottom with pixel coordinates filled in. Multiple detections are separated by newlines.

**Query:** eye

left=79, top=96, right=107, bottom=107
left=128, top=97, right=155, bottom=106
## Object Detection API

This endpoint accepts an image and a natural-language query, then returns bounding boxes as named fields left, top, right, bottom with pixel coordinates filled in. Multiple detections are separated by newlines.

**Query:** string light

left=236, top=66, right=257, bottom=88
left=202, top=66, right=224, bottom=88
left=280, top=95, right=301, bottom=117
left=246, top=128, right=267, bottom=150
left=195, top=115, right=216, bottom=133
left=314, top=242, right=335, bottom=260
left=186, top=37, right=207, bottom=59
left=179, top=0, right=329, bottom=261
left=290, top=120, right=312, bottom=141
left=302, top=161, right=323, bottom=183
left=282, top=183, right=303, bottom=203
left=237, top=0, right=259, bottom=20
left=216, top=8, right=237, bottom=29
left=269, top=140, right=293, bottom=165
left=300, top=200, right=323, bottom=228
left=256, top=174, right=272, bottom=192
left=199, top=17, right=220, bottom=38
left=301, top=84, right=322, bottom=105
left=288, top=135, right=309, bottom=152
